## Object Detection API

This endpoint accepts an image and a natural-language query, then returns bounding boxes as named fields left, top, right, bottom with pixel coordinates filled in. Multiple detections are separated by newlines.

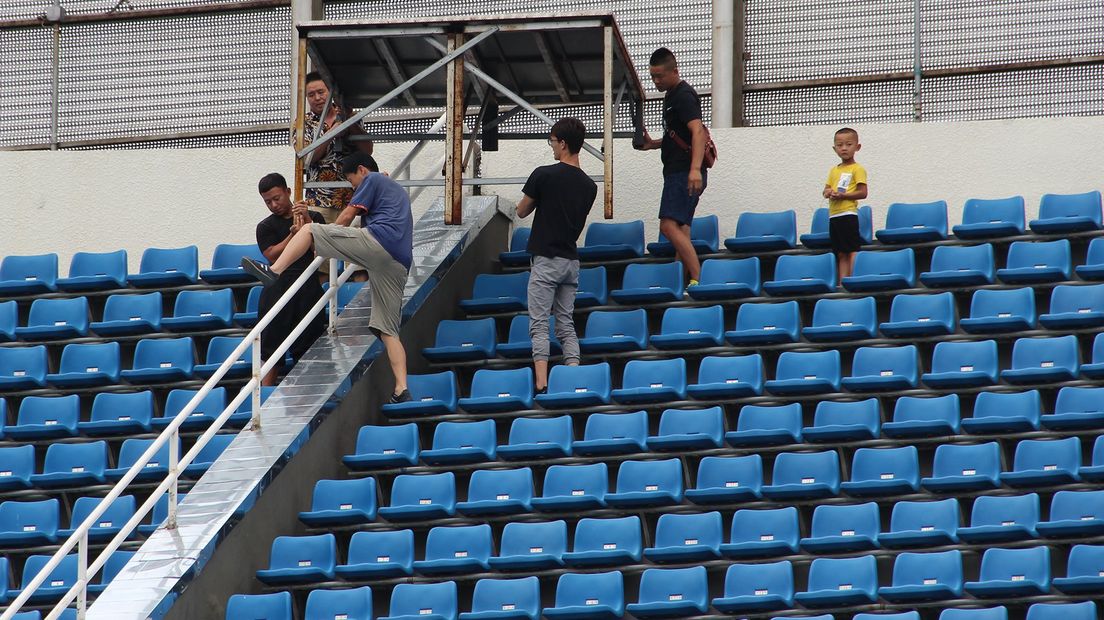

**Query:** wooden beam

left=602, top=25, right=614, bottom=220
left=445, top=33, right=465, bottom=225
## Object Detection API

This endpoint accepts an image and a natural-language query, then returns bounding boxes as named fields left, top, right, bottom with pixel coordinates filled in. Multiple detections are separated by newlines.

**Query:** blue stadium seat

left=647, top=406, right=724, bottom=450
left=88, top=549, right=134, bottom=595
left=802, top=297, right=877, bottom=342
left=725, top=402, right=802, bottom=447
left=0, top=300, right=14, bottom=342
left=802, top=205, right=873, bottom=248
left=958, top=493, right=1040, bottom=542
left=543, top=571, right=623, bottom=620
left=725, top=300, right=801, bottom=345
left=954, top=196, right=1026, bottom=238
left=605, top=459, right=683, bottom=507
left=1042, top=386, right=1104, bottom=429
left=1053, top=546, right=1104, bottom=593
left=687, top=354, right=763, bottom=399
left=128, top=245, right=199, bottom=287
left=299, top=477, right=377, bottom=527
left=91, top=291, right=162, bottom=336
left=764, top=350, right=841, bottom=395
left=462, top=577, right=541, bottom=620
left=1001, top=335, right=1079, bottom=384
left=800, top=502, right=880, bottom=552
left=104, top=437, right=173, bottom=482
left=686, top=257, right=760, bottom=300
left=920, top=243, right=996, bottom=286
left=649, top=305, right=724, bottom=349
left=921, top=442, right=1001, bottom=491
left=535, top=362, right=611, bottom=408
left=500, top=227, right=532, bottom=266
left=1081, top=333, right=1104, bottom=379
left=1030, top=190, right=1103, bottom=233
left=612, top=358, right=687, bottom=404
left=423, top=318, right=497, bottom=362
left=16, top=296, right=90, bottom=340
left=941, top=607, right=1006, bottom=620
left=1040, top=283, right=1104, bottom=329
left=233, top=286, right=262, bottom=327
left=842, top=344, right=919, bottom=391
left=879, top=498, right=960, bottom=548
left=921, top=340, right=998, bottom=388
left=0, top=254, right=58, bottom=295
left=685, top=454, right=762, bottom=504
left=842, top=248, right=916, bottom=291
left=879, top=550, right=964, bottom=602
left=997, top=239, right=1072, bottom=283
left=305, top=587, right=373, bottom=620
left=648, top=215, right=719, bottom=256
left=225, top=592, right=292, bottom=620
left=58, top=495, right=136, bottom=542
left=120, top=337, right=195, bottom=383
left=183, top=433, right=235, bottom=479
left=421, top=419, right=497, bottom=465
left=573, top=411, right=647, bottom=456
left=13, top=553, right=77, bottom=603
left=335, top=529, right=414, bottom=579
left=563, top=517, right=641, bottom=567
left=711, top=561, right=794, bottom=613
left=457, top=468, right=534, bottom=516
left=794, top=555, right=879, bottom=607
left=965, top=546, right=1050, bottom=597
left=1026, top=602, right=1097, bottom=620
left=5, top=394, right=80, bottom=440
left=579, top=309, right=647, bottom=353
left=31, top=440, right=108, bottom=488
left=160, top=288, right=235, bottom=331
left=575, top=266, right=608, bottom=307
left=194, top=336, right=251, bottom=378
left=379, top=472, right=456, bottom=521
left=611, top=262, right=683, bottom=304
left=762, top=451, right=840, bottom=500
left=57, top=249, right=128, bottom=291
left=963, top=389, right=1041, bottom=433
left=1082, top=436, right=1104, bottom=481
left=201, top=243, right=267, bottom=283
left=498, top=314, right=561, bottom=358
left=626, top=566, right=709, bottom=618
left=0, top=498, right=59, bottom=547
left=0, top=445, right=34, bottom=492
left=532, top=463, right=608, bottom=511
left=644, top=511, right=723, bottom=562
left=1002, top=437, right=1080, bottom=486
left=724, top=210, right=797, bottom=252
left=343, top=423, right=419, bottom=469
left=154, top=386, right=228, bottom=431
left=460, top=367, right=534, bottom=412
left=327, top=281, right=366, bottom=313
left=382, top=371, right=457, bottom=416
left=578, top=220, right=645, bottom=261
left=721, top=507, right=800, bottom=558
left=960, top=288, right=1036, bottom=334
left=1075, top=237, right=1104, bottom=280
left=1038, top=491, right=1104, bottom=538
left=0, top=345, right=48, bottom=390
left=762, top=253, right=836, bottom=295
left=804, top=399, right=880, bottom=442
left=381, top=581, right=458, bottom=620
left=414, top=524, right=493, bottom=574
left=498, top=415, right=572, bottom=459
left=460, top=272, right=529, bottom=313
left=879, top=291, right=956, bottom=337
left=840, top=446, right=920, bottom=496
left=876, top=201, right=949, bottom=243
left=489, top=521, right=567, bottom=570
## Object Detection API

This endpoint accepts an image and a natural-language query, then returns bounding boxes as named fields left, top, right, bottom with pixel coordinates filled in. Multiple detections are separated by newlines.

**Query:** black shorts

left=658, top=170, right=707, bottom=226
left=829, top=213, right=862, bottom=255
left=258, top=271, right=327, bottom=360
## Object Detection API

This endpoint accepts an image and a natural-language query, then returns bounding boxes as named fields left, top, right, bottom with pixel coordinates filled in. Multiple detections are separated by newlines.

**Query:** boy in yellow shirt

left=822, top=127, right=868, bottom=282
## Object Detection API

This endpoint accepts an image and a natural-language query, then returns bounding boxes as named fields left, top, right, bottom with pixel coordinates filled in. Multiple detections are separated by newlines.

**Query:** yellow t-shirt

left=825, top=162, right=868, bottom=217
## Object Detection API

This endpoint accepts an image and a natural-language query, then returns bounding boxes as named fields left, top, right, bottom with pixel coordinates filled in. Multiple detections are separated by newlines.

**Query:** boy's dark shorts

left=659, top=170, right=707, bottom=226
left=829, top=213, right=862, bottom=254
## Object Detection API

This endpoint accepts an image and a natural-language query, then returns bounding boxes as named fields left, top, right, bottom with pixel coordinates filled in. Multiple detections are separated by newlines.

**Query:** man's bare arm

left=517, top=194, right=536, bottom=219
left=336, top=205, right=360, bottom=227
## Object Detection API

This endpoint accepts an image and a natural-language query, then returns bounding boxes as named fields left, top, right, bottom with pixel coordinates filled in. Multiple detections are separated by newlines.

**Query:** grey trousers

left=528, top=255, right=581, bottom=363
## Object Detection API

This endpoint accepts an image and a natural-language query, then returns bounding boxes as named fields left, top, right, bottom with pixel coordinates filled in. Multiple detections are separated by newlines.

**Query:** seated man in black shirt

left=254, top=173, right=327, bottom=385
left=517, top=118, right=598, bottom=393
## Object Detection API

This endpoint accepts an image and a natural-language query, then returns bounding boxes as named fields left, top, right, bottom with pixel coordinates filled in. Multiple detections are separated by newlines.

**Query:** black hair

left=649, top=47, right=677, bottom=69
left=257, top=172, right=288, bottom=194
left=551, top=117, right=586, bottom=155
left=305, top=71, right=325, bottom=85
left=341, top=152, right=380, bottom=175
left=835, top=127, right=859, bottom=140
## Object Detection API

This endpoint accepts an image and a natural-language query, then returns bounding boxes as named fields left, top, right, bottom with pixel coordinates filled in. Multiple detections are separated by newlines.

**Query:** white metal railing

left=1, top=256, right=352, bottom=620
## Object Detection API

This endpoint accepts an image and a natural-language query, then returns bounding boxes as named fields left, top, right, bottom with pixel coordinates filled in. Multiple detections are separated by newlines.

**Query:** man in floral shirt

left=302, top=71, right=374, bottom=222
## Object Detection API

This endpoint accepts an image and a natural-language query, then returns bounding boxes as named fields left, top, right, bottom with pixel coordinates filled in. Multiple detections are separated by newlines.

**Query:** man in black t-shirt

left=634, top=47, right=708, bottom=286
left=254, top=172, right=327, bottom=385
left=517, top=117, right=598, bottom=392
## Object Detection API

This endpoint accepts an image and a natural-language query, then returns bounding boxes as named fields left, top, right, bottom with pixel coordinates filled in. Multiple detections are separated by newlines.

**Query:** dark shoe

left=535, top=386, right=548, bottom=396
left=242, top=257, right=278, bottom=286
left=389, top=389, right=412, bottom=404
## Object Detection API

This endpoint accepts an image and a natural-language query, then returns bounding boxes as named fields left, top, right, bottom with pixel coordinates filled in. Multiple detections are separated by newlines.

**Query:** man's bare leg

left=262, top=367, right=279, bottom=386
left=381, top=333, right=408, bottom=394
left=534, top=359, right=549, bottom=392
left=661, top=218, right=700, bottom=282
left=270, top=223, right=317, bottom=274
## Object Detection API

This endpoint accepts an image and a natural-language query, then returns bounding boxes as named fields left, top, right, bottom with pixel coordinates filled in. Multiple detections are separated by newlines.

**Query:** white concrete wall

left=2, top=115, right=1102, bottom=273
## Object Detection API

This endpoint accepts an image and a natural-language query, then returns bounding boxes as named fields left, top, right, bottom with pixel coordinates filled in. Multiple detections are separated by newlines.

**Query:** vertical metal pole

left=293, top=37, right=309, bottom=202
left=50, top=22, right=60, bottom=151
left=76, top=532, right=87, bottom=618
left=602, top=25, right=614, bottom=220
left=913, top=0, right=922, bottom=121
left=167, top=431, right=179, bottom=529
left=328, top=258, right=338, bottom=332
left=445, top=33, right=465, bottom=225
left=251, top=332, right=263, bottom=430
left=711, top=0, right=734, bottom=128
left=734, top=0, right=748, bottom=127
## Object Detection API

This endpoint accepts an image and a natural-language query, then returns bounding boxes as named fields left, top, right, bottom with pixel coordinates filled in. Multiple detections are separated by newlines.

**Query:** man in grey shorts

left=516, top=118, right=598, bottom=393
left=243, top=153, right=414, bottom=403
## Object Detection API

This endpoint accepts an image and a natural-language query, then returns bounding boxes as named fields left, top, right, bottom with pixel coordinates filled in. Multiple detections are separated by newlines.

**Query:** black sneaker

left=535, top=386, right=548, bottom=396
left=390, top=389, right=412, bottom=404
left=241, top=257, right=278, bottom=286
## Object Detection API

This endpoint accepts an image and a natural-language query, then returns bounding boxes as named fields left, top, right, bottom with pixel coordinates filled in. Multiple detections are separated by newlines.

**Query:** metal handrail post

left=329, top=258, right=339, bottom=333
left=167, top=430, right=179, bottom=529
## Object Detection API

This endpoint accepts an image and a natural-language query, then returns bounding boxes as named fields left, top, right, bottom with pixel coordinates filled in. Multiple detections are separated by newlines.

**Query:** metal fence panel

left=922, top=63, right=1104, bottom=122
left=0, top=26, right=54, bottom=146
left=746, top=80, right=915, bottom=126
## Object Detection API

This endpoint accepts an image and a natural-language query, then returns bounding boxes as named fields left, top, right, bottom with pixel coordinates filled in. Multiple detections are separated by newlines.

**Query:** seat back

left=772, top=252, right=835, bottom=282
left=1026, top=602, right=1097, bottom=620
left=0, top=498, right=59, bottom=536
left=972, top=389, right=1040, bottom=424
left=434, top=317, right=496, bottom=350
left=969, top=493, right=1039, bottom=528
left=469, top=367, right=533, bottom=400
left=572, top=516, right=641, bottom=555
left=89, top=390, right=154, bottom=424
left=814, top=399, right=880, bottom=431
left=553, top=571, right=623, bottom=610
left=131, top=337, right=195, bottom=371
left=582, top=411, right=647, bottom=443
left=26, top=296, right=89, bottom=331
left=977, top=546, right=1049, bottom=583
left=1005, top=239, right=1071, bottom=271
left=470, top=272, right=529, bottom=301
left=696, top=354, right=762, bottom=387
left=210, top=243, right=266, bottom=270
left=226, top=592, right=293, bottom=620
left=890, top=549, right=963, bottom=589
left=583, top=220, right=645, bottom=256
left=809, top=502, right=880, bottom=539
left=506, top=416, right=572, bottom=448
left=0, top=254, right=58, bottom=287
left=309, top=478, right=377, bottom=514
left=884, top=200, right=949, bottom=234
left=205, top=336, right=250, bottom=366
left=0, top=445, right=36, bottom=481
left=614, top=458, right=683, bottom=494
left=736, top=300, right=800, bottom=332
left=888, top=291, right=955, bottom=324
left=547, top=362, right=610, bottom=396
left=620, top=261, right=683, bottom=292
left=466, top=468, right=534, bottom=503
left=499, top=520, right=567, bottom=558
left=653, top=511, right=723, bottom=548
left=850, top=345, right=918, bottom=381
left=730, top=506, right=799, bottom=545
left=164, top=386, right=227, bottom=420
left=1039, top=191, right=1103, bottom=223
left=388, top=581, right=458, bottom=620
left=930, top=243, right=995, bottom=273
left=889, top=498, right=959, bottom=534
left=774, top=349, right=841, bottom=383
left=431, top=419, right=496, bottom=452
left=962, top=196, right=1025, bottom=228
left=1050, top=283, right=1104, bottom=314
left=171, top=288, right=233, bottom=319
left=42, top=441, right=108, bottom=476
left=354, top=423, right=419, bottom=460
left=138, top=246, right=199, bottom=277
left=968, top=287, right=1034, bottom=321
left=805, top=555, right=878, bottom=594
left=1064, top=545, right=1104, bottom=580
left=849, top=446, right=918, bottom=484
left=116, top=438, right=172, bottom=470
left=698, top=256, right=760, bottom=289
left=771, top=451, right=840, bottom=487
left=621, top=358, right=686, bottom=391
left=101, top=292, right=162, bottom=323
left=810, top=297, right=875, bottom=330
left=1055, top=386, right=1104, bottom=414
left=542, top=462, right=607, bottom=498
left=930, top=340, right=998, bottom=374
left=305, top=586, right=372, bottom=620
left=389, top=472, right=455, bottom=508
left=1013, top=437, right=1080, bottom=474
left=635, top=566, right=708, bottom=608
left=583, top=309, right=647, bottom=342
left=407, top=371, right=458, bottom=405
left=191, top=433, right=235, bottom=465
left=469, top=577, right=540, bottom=618
left=658, top=305, right=724, bottom=338
left=1085, top=237, right=1104, bottom=266
left=931, top=442, right=1001, bottom=478
left=347, top=529, right=414, bottom=565
left=58, top=342, right=121, bottom=375
left=736, top=403, right=802, bottom=433
left=509, top=227, right=531, bottom=252
left=657, top=215, right=719, bottom=250
left=424, top=524, right=493, bottom=562
left=695, top=455, right=762, bottom=493
left=69, top=495, right=136, bottom=530
left=721, top=560, right=793, bottom=599
left=851, top=247, right=915, bottom=280
left=0, top=346, right=48, bottom=381
left=1010, top=335, right=1079, bottom=373
left=67, top=250, right=127, bottom=280
left=577, top=266, right=608, bottom=303
left=656, top=406, right=723, bottom=439
left=16, top=394, right=80, bottom=427
left=20, top=553, right=77, bottom=590
left=735, top=210, right=797, bottom=244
